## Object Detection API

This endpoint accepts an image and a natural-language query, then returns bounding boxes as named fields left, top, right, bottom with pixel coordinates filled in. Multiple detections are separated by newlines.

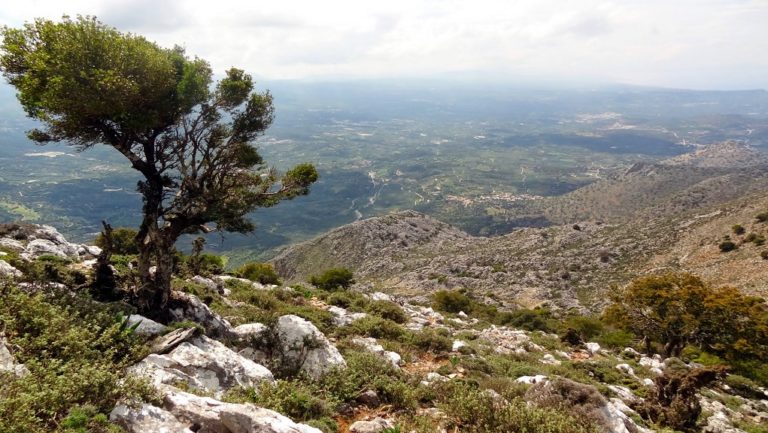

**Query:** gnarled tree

left=0, top=16, right=318, bottom=317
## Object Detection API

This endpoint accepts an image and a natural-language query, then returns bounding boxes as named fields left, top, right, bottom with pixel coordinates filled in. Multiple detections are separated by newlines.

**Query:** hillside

left=2, top=224, right=767, bottom=433
left=272, top=142, right=768, bottom=310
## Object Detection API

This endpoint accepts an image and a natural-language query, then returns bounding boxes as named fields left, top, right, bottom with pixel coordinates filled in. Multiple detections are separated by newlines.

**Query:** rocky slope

left=2, top=225, right=767, bottom=433
left=272, top=142, right=768, bottom=310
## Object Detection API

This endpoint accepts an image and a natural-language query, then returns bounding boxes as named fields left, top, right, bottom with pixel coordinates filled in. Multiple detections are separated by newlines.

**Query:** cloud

left=0, top=0, right=766, bottom=89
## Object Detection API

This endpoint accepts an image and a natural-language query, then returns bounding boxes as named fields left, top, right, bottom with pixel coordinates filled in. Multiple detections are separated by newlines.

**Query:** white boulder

left=273, top=315, right=346, bottom=379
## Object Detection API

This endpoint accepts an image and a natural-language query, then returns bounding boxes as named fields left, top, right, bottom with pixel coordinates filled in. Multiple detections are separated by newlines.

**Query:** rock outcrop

left=272, top=315, right=346, bottom=378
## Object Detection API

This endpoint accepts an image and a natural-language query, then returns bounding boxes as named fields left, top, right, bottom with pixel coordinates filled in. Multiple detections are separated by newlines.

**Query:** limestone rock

left=131, top=336, right=274, bottom=397
left=168, top=291, right=234, bottom=338
left=273, top=315, right=346, bottom=379
left=110, top=403, right=194, bottom=433
left=0, top=334, right=28, bottom=377
left=349, top=417, right=394, bottom=433
left=0, top=260, right=22, bottom=278
left=352, top=337, right=403, bottom=368
left=127, top=314, right=168, bottom=338
left=150, top=327, right=199, bottom=354
left=327, top=305, right=367, bottom=327
left=515, top=375, right=548, bottom=385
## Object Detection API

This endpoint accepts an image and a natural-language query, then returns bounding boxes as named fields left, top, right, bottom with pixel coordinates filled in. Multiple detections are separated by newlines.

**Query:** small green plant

left=309, top=268, right=355, bottom=291
left=94, top=227, right=139, bottom=255
left=718, top=240, right=737, bottom=252
left=235, top=262, right=281, bottom=285
left=732, top=224, right=745, bottom=235
left=432, top=290, right=472, bottom=313
left=756, top=212, right=768, bottom=223
left=366, top=300, right=407, bottom=324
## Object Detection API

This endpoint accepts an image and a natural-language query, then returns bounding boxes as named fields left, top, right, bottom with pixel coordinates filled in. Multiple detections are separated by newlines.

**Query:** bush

left=732, top=224, right=745, bottom=235
left=235, top=262, right=281, bottom=285
left=761, top=250, right=768, bottom=260
left=340, top=316, right=406, bottom=340
left=309, top=268, right=355, bottom=291
left=366, top=300, right=407, bottom=324
left=432, top=290, right=472, bottom=313
left=94, top=227, right=138, bottom=255
left=756, top=212, right=768, bottom=222
left=409, top=328, right=453, bottom=353
left=719, top=241, right=737, bottom=252
left=17, top=255, right=87, bottom=287
left=0, top=283, right=154, bottom=432
left=497, top=307, right=554, bottom=332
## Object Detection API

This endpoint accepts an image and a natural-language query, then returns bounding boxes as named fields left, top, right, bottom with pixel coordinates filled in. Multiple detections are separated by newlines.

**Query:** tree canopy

left=604, top=273, right=768, bottom=362
left=0, top=16, right=318, bottom=315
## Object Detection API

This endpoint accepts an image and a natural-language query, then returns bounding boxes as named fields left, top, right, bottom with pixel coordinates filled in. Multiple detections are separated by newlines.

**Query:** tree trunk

left=135, top=177, right=176, bottom=320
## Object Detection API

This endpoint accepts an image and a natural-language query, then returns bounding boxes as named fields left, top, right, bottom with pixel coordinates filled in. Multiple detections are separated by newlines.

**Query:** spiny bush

left=732, top=224, right=745, bottom=235
left=431, top=380, right=601, bottom=433
left=432, top=290, right=471, bottom=314
left=339, top=316, right=407, bottom=340
left=0, top=283, right=155, bottom=433
left=719, top=240, right=737, bottom=252
left=309, top=268, right=355, bottom=291
left=366, top=300, right=408, bottom=324
left=235, top=262, right=281, bottom=285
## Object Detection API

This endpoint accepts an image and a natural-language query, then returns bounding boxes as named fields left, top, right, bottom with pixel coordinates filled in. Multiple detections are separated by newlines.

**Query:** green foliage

left=14, top=255, right=87, bottom=287
left=309, top=268, right=355, bottom=291
left=339, top=316, right=406, bottom=340
left=366, top=300, right=407, bottom=324
left=408, top=328, right=453, bottom=353
left=0, top=283, right=154, bottom=432
left=184, top=253, right=225, bottom=276
left=235, top=262, right=281, bottom=285
left=0, top=16, right=318, bottom=315
left=432, top=290, right=472, bottom=314
left=719, top=240, right=737, bottom=252
left=605, top=273, right=768, bottom=367
left=431, top=380, right=600, bottom=433
left=497, top=307, right=555, bottom=332
left=94, top=228, right=138, bottom=255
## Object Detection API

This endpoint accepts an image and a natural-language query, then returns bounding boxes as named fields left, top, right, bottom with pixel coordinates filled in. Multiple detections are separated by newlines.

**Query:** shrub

left=719, top=241, right=737, bottom=252
left=756, top=212, right=768, bottom=222
left=762, top=250, right=768, bottom=260
left=732, top=224, right=745, bottom=235
left=366, top=300, right=407, bottom=323
left=17, top=255, right=87, bottom=287
left=94, top=227, right=138, bottom=255
left=409, top=329, right=453, bottom=353
left=432, top=380, right=601, bottom=433
left=235, top=262, right=281, bottom=285
left=635, top=366, right=727, bottom=432
left=497, top=307, right=554, bottom=332
left=340, top=316, right=406, bottom=340
left=0, top=283, right=154, bottom=432
left=309, top=268, right=355, bottom=291
left=432, top=290, right=472, bottom=313
left=753, top=235, right=766, bottom=246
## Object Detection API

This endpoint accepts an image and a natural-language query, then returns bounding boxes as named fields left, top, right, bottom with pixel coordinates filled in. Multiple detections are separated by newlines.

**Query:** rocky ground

left=2, top=224, right=767, bottom=433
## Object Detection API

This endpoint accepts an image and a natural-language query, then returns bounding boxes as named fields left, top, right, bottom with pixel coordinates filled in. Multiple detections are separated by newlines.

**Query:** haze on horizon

left=0, top=0, right=766, bottom=91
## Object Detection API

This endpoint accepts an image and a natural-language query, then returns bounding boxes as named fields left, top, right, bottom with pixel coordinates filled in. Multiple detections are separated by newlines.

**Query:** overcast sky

left=1, top=0, right=766, bottom=90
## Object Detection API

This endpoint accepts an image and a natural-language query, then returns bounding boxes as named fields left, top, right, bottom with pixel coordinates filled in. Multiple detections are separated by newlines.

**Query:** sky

left=0, top=0, right=767, bottom=90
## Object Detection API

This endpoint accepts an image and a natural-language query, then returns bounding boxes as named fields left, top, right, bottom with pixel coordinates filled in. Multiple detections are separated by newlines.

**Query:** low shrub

left=719, top=241, right=737, bottom=252
left=309, top=268, right=355, bottom=291
left=339, top=316, right=406, bottom=340
left=235, top=262, right=281, bottom=285
left=94, top=227, right=138, bottom=255
left=0, top=283, right=154, bottom=433
left=432, top=290, right=472, bottom=314
left=366, top=300, right=407, bottom=324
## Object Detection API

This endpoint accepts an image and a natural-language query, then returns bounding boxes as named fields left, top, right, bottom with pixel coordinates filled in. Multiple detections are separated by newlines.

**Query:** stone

left=168, top=291, right=234, bottom=338
left=0, top=238, right=24, bottom=252
left=150, top=327, right=199, bottom=354
left=110, top=403, right=194, bottom=433
left=585, top=342, right=601, bottom=354
left=478, top=325, right=543, bottom=354
left=273, top=315, right=346, bottom=379
left=352, top=337, right=403, bottom=368
left=327, top=305, right=367, bottom=327
left=24, top=238, right=71, bottom=259
left=132, top=336, right=274, bottom=397
left=189, top=275, right=221, bottom=292
left=232, top=323, right=270, bottom=345
left=0, top=260, right=22, bottom=278
left=615, top=363, right=635, bottom=377
left=452, top=339, right=468, bottom=352
left=127, top=314, right=168, bottom=338
left=515, top=375, right=548, bottom=385
left=349, top=417, right=394, bottom=433
left=0, top=333, right=29, bottom=377
left=540, top=353, right=561, bottom=365
left=356, top=389, right=381, bottom=407
left=370, top=292, right=393, bottom=302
